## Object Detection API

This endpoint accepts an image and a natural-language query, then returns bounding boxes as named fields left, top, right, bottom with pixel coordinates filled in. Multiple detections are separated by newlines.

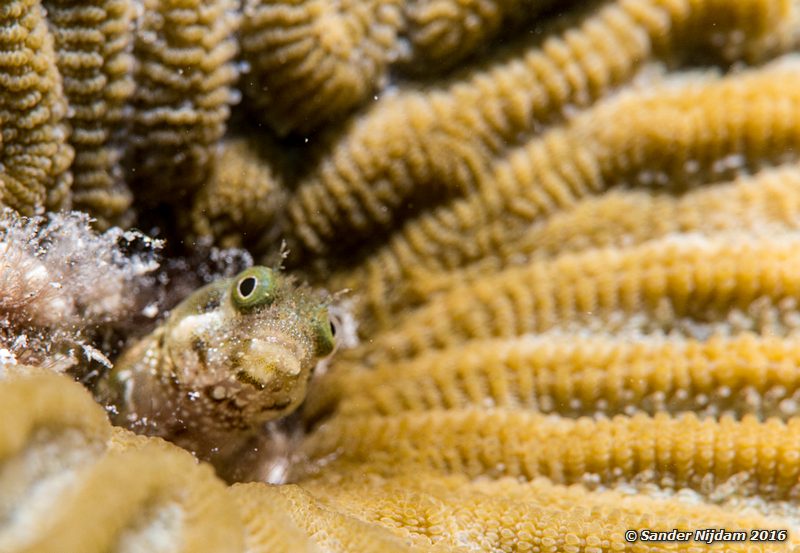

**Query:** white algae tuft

left=0, top=209, right=161, bottom=370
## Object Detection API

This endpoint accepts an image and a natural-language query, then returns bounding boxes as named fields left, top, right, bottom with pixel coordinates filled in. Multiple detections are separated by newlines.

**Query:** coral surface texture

left=3, top=0, right=800, bottom=551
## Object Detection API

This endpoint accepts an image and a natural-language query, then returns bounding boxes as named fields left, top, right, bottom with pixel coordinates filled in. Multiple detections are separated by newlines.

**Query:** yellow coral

left=349, top=233, right=800, bottom=364
left=0, top=371, right=244, bottom=553
left=302, top=473, right=800, bottom=552
left=0, top=0, right=243, bottom=221
left=44, top=0, right=136, bottom=228
left=453, top=63, right=800, bottom=265
left=5, top=370, right=800, bottom=552
left=301, top=409, right=800, bottom=500
left=25, top=447, right=244, bottom=553
left=240, top=0, right=403, bottom=135
left=340, top=161, right=800, bottom=333
left=283, top=0, right=792, bottom=259
left=128, top=0, right=240, bottom=201
left=403, top=0, right=559, bottom=71
left=229, top=484, right=319, bottom=553
left=230, top=483, right=438, bottom=552
left=308, top=333, right=800, bottom=421
left=188, top=136, right=288, bottom=249
left=7, top=0, right=800, bottom=550
left=0, top=0, right=73, bottom=214
left=239, top=0, right=567, bottom=138
left=0, top=371, right=110, bottom=460
left=499, top=165, right=800, bottom=265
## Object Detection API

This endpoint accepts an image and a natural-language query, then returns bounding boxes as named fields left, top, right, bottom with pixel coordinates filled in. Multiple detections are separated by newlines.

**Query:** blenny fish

left=95, top=266, right=335, bottom=481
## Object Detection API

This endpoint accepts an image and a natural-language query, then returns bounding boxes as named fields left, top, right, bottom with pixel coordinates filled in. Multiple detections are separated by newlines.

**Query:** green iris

left=312, top=307, right=336, bottom=357
left=231, top=267, right=278, bottom=311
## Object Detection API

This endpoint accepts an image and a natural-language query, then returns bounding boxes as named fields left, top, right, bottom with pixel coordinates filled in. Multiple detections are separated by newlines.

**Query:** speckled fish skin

left=96, top=266, right=335, bottom=479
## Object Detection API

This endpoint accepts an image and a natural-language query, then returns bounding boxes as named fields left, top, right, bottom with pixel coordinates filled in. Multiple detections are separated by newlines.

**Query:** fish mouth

left=235, top=338, right=303, bottom=388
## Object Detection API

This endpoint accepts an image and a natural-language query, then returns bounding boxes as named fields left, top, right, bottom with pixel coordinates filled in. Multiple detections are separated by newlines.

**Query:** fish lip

left=248, top=335, right=303, bottom=362
left=240, top=336, right=304, bottom=385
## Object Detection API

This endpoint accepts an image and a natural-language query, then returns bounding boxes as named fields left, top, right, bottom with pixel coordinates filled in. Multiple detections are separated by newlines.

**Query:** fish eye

left=313, top=307, right=336, bottom=357
left=232, top=267, right=277, bottom=311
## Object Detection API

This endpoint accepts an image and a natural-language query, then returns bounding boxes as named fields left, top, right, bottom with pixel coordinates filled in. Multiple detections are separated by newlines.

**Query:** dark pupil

left=238, top=277, right=257, bottom=298
left=329, top=321, right=336, bottom=336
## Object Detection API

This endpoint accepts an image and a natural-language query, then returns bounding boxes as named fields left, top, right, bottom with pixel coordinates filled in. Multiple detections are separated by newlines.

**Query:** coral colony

left=3, top=0, right=800, bottom=551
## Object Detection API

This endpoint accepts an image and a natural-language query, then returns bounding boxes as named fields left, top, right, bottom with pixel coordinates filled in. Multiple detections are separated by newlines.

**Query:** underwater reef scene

left=6, top=0, right=800, bottom=550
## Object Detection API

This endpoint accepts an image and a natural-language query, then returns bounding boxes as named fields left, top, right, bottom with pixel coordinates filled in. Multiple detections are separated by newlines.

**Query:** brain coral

left=282, top=0, right=796, bottom=261
left=127, top=0, right=240, bottom=203
left=0, top=0, right=73, bottom=215
left=5, top=0, right=800, bottom=551
left=239, top=0, right=404, bottom=135
left=44, top=0, right=136, bottom=228
left=0, top=0, right=242, bottom=225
